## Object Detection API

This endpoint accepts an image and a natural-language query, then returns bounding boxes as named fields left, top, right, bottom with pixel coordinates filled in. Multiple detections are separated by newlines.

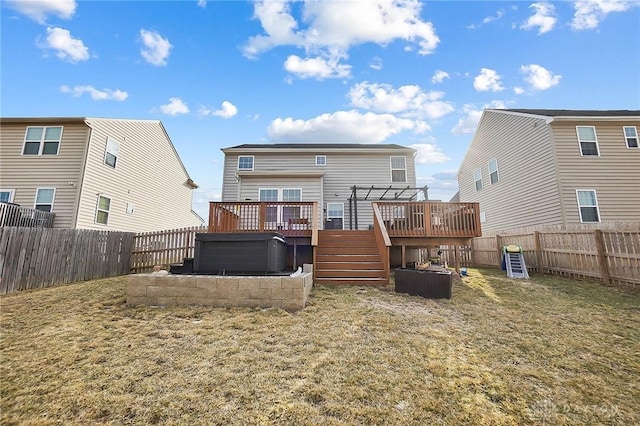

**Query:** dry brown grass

left=1, top=269, right=639, bottom=425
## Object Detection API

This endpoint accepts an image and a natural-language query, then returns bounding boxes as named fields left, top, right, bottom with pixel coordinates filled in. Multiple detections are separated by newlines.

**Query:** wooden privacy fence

left=0, top=227, right=135, bottom=294
left=131, top=226, right=206, bottom=273
left=470, top=229, right=640, bottom=289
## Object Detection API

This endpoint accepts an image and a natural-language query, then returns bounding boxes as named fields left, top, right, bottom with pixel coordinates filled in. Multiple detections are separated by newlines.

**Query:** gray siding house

left=220, top=143, right=418, bottom=230
left=457, top=109, right=640, bottom=233
left=0, top=117, right=203, bottom=232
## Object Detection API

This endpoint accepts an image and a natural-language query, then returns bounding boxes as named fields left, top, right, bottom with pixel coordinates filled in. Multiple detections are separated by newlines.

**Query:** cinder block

left=303, top=264, right=313, bottom=274
left=167, top=286, right=188, bottom=297
left=126, top=296, right=148, bottom=306
left=272, top=288, right=293, bottom=299
left=127, top=282, right=148, bottom=297
left=249, top=287, right=271, bottom=299
left=156, top=296, right=177, bottom=306
left=187, top=287, right=208, bottom=299
left=259, top=277, right=282, bottom=290
left=156, top=276, right=171, bottom=287
left=210, top=285, right=227, bottom=299
left=292, top=288, right=304, bottom=299
left=218, top=278, right=239, bottom=292
left=238, top=288, right=250, bottom=299
left=238, top=277, right=260, bottom=291
left=281, top=276, right=303, bottom=289
left=147, top=286, right=164, bottom=297
left=237, top=299, right=257, bottom=308
left=196, top=276, right=217, bottom=288
left=129, top=274, right=154, bottom=286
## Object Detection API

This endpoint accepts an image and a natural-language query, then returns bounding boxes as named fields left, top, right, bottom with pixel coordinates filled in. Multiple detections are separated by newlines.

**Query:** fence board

left=130, top=226, right=206, bottom=273
left=0, top=227, right=135, bottom=294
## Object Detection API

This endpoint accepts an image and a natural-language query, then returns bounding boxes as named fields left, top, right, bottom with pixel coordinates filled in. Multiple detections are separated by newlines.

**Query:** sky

left=2, top=0, right=639, bottom=220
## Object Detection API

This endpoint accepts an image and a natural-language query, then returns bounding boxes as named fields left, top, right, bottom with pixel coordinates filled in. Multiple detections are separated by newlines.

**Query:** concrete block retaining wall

left=127, top=271, right=313, bottom=312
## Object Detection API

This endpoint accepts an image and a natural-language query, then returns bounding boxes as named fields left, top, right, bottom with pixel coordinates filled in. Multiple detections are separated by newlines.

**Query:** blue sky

left=2, top=0, right=639, bottom=220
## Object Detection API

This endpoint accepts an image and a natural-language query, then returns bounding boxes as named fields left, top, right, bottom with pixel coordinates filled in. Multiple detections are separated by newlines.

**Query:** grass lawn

left=1, top=268, right=639, bottom=425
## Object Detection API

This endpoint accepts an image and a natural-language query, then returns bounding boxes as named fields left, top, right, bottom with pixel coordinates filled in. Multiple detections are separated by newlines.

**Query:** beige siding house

left=457, top=109, right=640, bottom=233
left=0, top=117, right=203, bottom=232
left=221, top=144, right=419, bottom=230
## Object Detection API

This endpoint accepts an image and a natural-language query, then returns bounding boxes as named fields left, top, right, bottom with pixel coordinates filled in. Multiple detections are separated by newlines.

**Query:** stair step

left=317, top=240, right=376, bottom=247
left=315, top=269, right=386, bottom=278
left=314, top=277, right=389, bottom=287
left=316, top=247, right=380, bottom=255
left=315, top=261, right=384, bottom=270
left=316, top=254, right=381, bottom=262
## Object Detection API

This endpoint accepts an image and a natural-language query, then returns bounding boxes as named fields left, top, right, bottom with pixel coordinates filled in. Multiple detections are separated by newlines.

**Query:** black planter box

left=394, top=268, right=453, bottom=299
left=194, top=232, right=287, bottom=274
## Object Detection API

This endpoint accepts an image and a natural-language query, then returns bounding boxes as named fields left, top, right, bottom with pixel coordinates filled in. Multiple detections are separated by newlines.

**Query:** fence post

left=495, top=234, right=502, bottom=268
left=534, top=231, right=544, bottom=274
left=593, top=229, right=610, bottom=286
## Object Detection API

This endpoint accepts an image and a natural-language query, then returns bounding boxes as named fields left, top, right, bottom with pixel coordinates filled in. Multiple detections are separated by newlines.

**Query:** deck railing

left=0, top=202, right=55, bottom=228
left=371, top=203, right=391, bottom=280
left=372, top=201, right=481, bottom=238
left=208, top=201, right=319, bottom=238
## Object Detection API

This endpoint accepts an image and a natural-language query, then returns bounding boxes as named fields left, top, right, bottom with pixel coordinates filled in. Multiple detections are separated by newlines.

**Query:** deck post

left=454, top=245, right=460, bottom=275
left=401, top=245, right=406, bottom=268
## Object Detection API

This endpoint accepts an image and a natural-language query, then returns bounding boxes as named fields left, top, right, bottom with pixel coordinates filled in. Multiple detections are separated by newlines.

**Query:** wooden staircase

left=314, top=230, right=389, bottom=286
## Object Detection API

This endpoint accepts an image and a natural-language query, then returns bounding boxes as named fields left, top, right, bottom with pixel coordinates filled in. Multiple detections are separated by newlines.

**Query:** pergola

left=348, top=185, right=429, bottom=230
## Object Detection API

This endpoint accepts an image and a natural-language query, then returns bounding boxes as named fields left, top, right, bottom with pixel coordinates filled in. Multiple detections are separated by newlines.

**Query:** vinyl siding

left=458, top=110, right=563, bottom=232
left=75, top=119, right=201, bottom=232
left=221, top=149, right=417, bottom=230
left=552, top=120, right=640, bottom=225
left=0, top=121, right=88, bottom=228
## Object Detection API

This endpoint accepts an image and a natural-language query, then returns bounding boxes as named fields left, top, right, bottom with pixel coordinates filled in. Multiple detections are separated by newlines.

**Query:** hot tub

left=193, top=232, right=288, bottom=274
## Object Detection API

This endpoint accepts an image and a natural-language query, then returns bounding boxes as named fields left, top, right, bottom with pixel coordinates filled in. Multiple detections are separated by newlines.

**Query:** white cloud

left=243, top=0, right=440, bottom=69
left=267, top=110, right=426, bottom=143
left=284, top=55, right=351, bottom=79
left=473, top=68, right=504, bottom=92
left=348, top=81, right=454, bottom=119
left=60, top=85, right=128, bottom=101
left=139, top=29, right=172, bottom=66
left=409, top=143, right=450, bottom=164
left=571, top=0, right=638, bottom=30
left=521, top=2, right=557, bottom=34
left=514, top=86, right=525, bottom=95
left=198, top=101, right=239, bottom=119
left=197, top=0, right=207, bottom=8
left=451, top=101, right=506, bottom=135
left=5, top=0, right=76, bottom=24
left=431, top=70, right=450, bottom=84
left=38, top=27, right=89, bottom=62
left=160, top=98, right=189, bottom=115
left=520, top=64, right=561, bottom=90
left=369, top=56, right=383, bottom=70
left=417, top=169, right=460, bottom=201
left=482, top=9, right=505, bottom=24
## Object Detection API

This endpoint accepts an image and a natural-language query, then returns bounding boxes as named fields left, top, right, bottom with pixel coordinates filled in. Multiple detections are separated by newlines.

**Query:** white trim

left=623, top=126, right=639, bottom=149
left=480, top=211, right=487, bottom=223
left=576, top=126, right=600, bottom=156
left=95, top=194, right=112, bottom=225
left=237, top=155, right=254, bottom=171
left=315, top=155, right=327, bottom=166
left=576, top=189, right=600, bottom=223
left=390, top=156, right=407, bottom=183
left=34, top=187, right=56, bottom=212
left=104, top=136, right=120, bottom=168
left=474, top=167, right=483, bottom=191
left=488, top=158, right=499, bottom=184
left=326, top=202, right=344, bottom=230
left=22, top=126, right=63, bottom=156
left=0, top=189, right=15, bottom=203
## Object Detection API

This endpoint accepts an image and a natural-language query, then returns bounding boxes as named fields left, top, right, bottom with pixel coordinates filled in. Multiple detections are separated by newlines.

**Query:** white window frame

left=259, top=188, right=303, bottom=228
left=34, top=188, right=56, bottom=212
left=474, top=167, right=483, bottom=191
left=0, top=189, right=16, bottom=203
left=390, top=156, right=407, bottom=183
left=480, top=211, right=487, bottom=223
left=22, top=126, right=63, bottom=156
left=104, top=137, right=120, bottom=168
left=237, top=155, right=254, bottom=171
left=315, top=155, right=327, bottom=166
left=126, top=202, right=135, bottom=215
left=576, top=189, right=600, bottom=223
left=623, top=126, right=639, bottom=149
left=326, top=202, right=344, bottom=230
left=95, top=194, right=112, bottom=225
left=488, top=159, right=499, bottom=184
left=576, top=126, right=600, bottom=156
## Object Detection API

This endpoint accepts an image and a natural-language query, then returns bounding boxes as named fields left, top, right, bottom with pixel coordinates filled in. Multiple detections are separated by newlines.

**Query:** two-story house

left=209, top=143, right=480, bottom=285
left=0, top=117, right=203, bottom=232
left=457, top=109, right=640, bottom=233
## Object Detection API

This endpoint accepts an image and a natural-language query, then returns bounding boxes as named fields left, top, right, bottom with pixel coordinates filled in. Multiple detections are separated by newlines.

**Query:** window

left=22, top=126, right=62, bottom=155
left=326, top=203, right=344, bottom=230
left=488, top=159, right=499, bottom=184
left=480, top=211, right=487, bottom=223
left=0, top=189, right=15, bottom=203
left=576, top=126, right=599, bottom=156
left=259, top=188, right=278, bottom=223
left=104, top=137, right=120, bottom=168
left=282, top=189, right=302, bottom=222
left=474, top=168, right=483, bottom=191
left=238, top=156, right=254, bottom=171
left=576, top=190, right=600, bottom=223
left=126, top=202, right=135, bottom=215
left=315, top=155, right=326, bottom=166
left=34, top=188, right=55, bottom=212
left=390, top=156, right=407, bottom=183
left=96, top=195, right=111, bottom=225
left=623, top=126, right=639, bottom=148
